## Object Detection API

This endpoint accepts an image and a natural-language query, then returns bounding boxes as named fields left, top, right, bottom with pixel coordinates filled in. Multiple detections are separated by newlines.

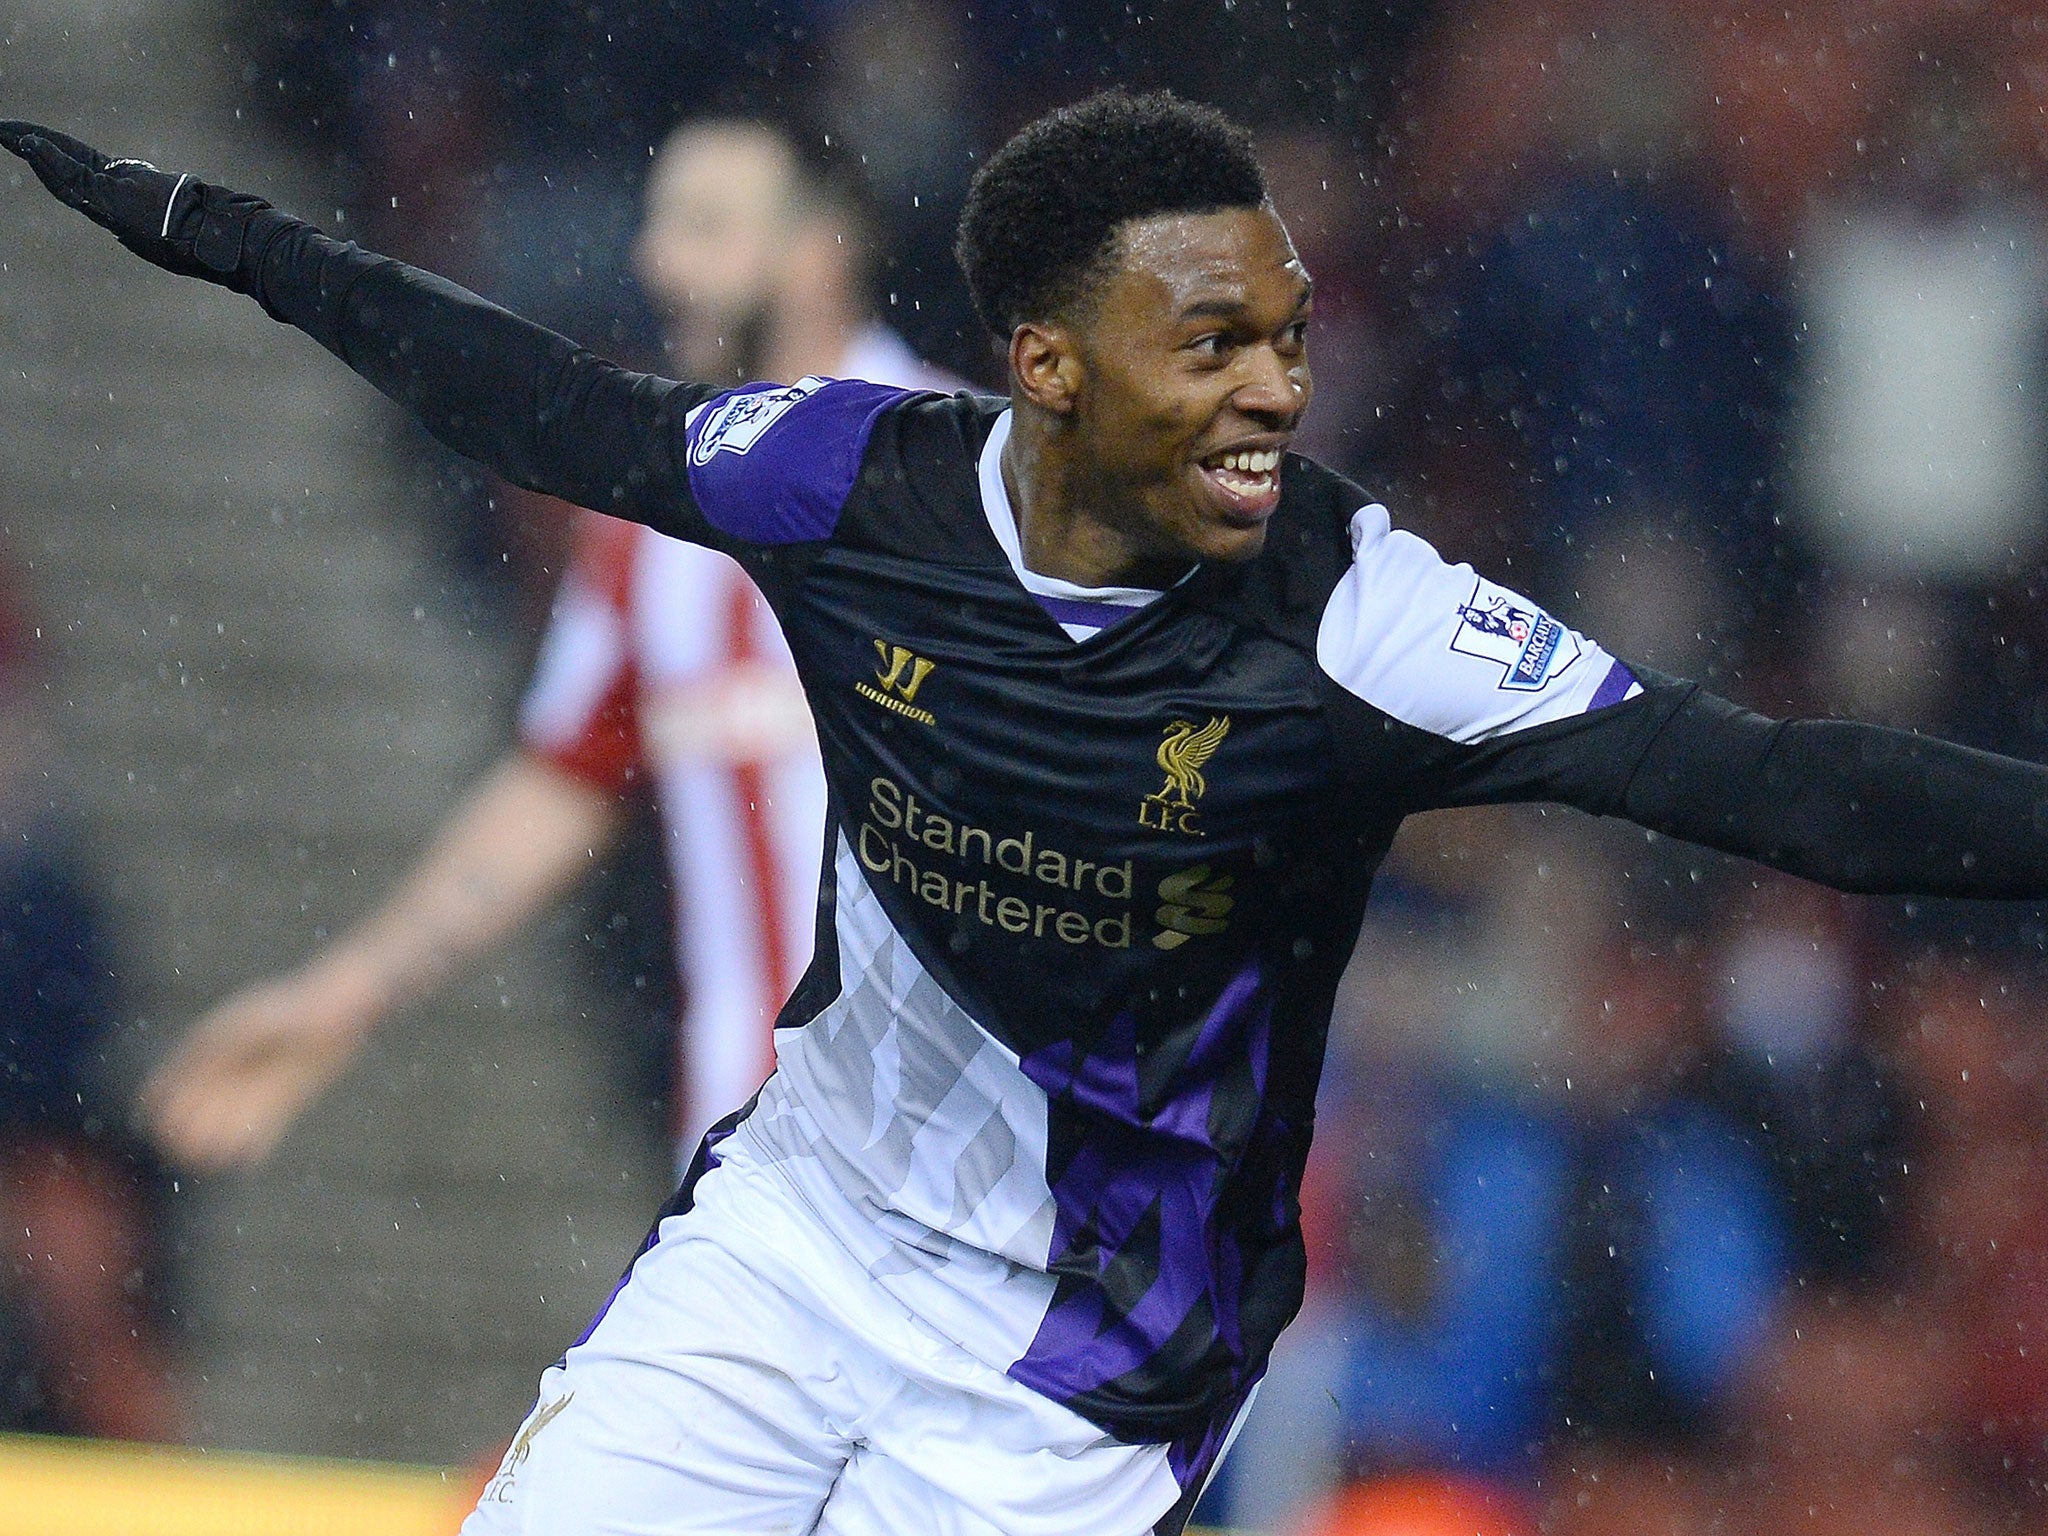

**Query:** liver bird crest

left=1155, top=717, right=1231, bottom=807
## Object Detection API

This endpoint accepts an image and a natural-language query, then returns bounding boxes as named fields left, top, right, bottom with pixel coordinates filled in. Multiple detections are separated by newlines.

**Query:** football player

left=11, top=92, right=2048, bottom=1535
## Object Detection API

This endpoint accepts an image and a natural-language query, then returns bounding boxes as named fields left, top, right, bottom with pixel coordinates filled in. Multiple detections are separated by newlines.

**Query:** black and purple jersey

left=245, top=224, right=2048, bottom=1483
left=596, top=372, right=1653, bottom=1462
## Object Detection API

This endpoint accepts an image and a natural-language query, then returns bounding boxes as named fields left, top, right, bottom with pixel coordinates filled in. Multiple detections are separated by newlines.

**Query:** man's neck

left=674, top=295, right=867, bottom=389
left=1001, top=409, right=1191, bottom=590
left=765, top=284, right=866, bottom=387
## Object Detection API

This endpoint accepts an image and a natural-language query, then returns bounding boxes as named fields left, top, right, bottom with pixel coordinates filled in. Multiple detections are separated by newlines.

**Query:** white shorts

left=461, top=1117, right=1194, bottom=1536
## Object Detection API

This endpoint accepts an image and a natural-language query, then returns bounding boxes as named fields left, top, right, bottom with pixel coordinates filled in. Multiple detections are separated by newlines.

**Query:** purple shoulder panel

left=683, top=376, right=916, bottom=545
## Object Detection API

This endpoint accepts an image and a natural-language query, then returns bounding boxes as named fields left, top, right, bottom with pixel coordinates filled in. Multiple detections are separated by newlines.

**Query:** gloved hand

left=0, top=121, right=277, bottom=286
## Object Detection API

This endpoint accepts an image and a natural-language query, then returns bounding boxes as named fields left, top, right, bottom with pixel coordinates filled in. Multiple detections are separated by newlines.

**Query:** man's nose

left=1237, top=345, right=1308, bottom=425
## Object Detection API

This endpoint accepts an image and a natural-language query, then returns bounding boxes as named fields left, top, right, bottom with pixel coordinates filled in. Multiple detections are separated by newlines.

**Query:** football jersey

left=622, top=377, right=1650, bottom=1465
left=233, top=220, right=2048, bottom=1481
left=515, top=327, right=960, bottom=1149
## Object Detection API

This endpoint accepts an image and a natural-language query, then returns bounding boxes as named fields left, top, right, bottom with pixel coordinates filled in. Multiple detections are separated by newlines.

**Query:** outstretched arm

left=1410, top=675, right=2048, bottom=897
left=140, top=752, right=618, bottom=1168
left=1621, top=681, right=2048, bottom=897
left=1320, top=496, right=2048, bottom=900
left=0, top=122, right=717, bottom=536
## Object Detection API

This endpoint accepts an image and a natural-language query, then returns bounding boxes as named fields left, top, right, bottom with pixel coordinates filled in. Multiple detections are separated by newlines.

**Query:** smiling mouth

left=1198, top=447, right=1284, bottom=520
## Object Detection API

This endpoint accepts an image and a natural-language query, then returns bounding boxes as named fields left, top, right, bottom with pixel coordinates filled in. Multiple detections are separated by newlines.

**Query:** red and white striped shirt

left=518, top=329, right=962, bottom=1152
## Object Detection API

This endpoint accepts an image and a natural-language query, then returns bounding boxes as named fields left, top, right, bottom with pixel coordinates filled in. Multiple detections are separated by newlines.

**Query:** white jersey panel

left=519, top=577, right=627, bottom=749
left=465, top=1116, right=1180, bottom=1536
left=629, top=535, right=825, bottom=1151
left=1316, top=503, right=1638, bottom=743
left=746, top=834, right=1060, bottom=1372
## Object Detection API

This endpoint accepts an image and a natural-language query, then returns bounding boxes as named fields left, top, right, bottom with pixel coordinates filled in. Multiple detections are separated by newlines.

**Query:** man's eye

left=1190, top=334, right=1231, bottom=359
left=1280, top=321, right=1309, bottom=351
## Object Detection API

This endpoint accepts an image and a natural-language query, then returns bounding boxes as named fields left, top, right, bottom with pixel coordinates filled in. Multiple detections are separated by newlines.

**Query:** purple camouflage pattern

left=1010, top=961, right=1276, bottom=1415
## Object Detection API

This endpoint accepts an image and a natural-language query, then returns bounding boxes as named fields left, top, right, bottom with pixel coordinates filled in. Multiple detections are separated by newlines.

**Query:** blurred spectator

left=968, top=0, right=1426, bottom=138
left=1537, top=1444, right=1721, bottom=1536
left=1702, top=876, right=1906, bottom=1284
left=812, top=0, right=991, bottom=383
left=1785, top=39, right=2048, bottom=588
left=1401, top=3, right=1791, bottom=677
left=1781, top=37, right=2048, bottom=754
left=1256, top=122, right=1391, bottom=481
left=1723, top=1292, right=1985, bottom=1536
left=226, top=0, right=835, bottom=626
left=1884, top=961, right=2048, bottom=1515
left=1540, top=1291, right=1988, bottom=1536
left=0, top=568, right=181, bottom=1440
left=1223, top=825, right=1790, bottom=1528
left=143, top=116, right=961, bottom=1173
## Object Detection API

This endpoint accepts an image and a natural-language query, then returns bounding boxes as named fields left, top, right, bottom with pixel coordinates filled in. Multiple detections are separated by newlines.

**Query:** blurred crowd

left=17, top=0, right=2048, bottom=1531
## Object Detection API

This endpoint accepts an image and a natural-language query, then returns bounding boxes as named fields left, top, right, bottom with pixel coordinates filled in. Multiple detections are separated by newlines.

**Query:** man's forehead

left=648, top=127, right=793, bottom=218
left=1108, top=207, right=1309, bottom=312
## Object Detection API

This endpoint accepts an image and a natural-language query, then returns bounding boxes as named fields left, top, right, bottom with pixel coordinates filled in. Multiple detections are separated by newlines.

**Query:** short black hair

left=752, top=108, right=882, bottom=309
left=788, top=123, right=877, bottom=230
left=954, top=90, right=1268, bottom=339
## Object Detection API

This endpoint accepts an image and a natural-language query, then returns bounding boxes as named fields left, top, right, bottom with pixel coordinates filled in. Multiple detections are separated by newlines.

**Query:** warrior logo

left=1139, top=716, right=1230, bottom=835
left=689, top=377, right=826, bottom=464
left=856, top=640, right=939, bottom=725
left=1449, top=578, right=1580, bottom=692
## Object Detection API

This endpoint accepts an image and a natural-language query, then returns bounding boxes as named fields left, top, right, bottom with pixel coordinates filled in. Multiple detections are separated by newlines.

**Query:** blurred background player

left=141, top=115, right=961, bottom=1171
left=0, top=559, right=183, bottom=1441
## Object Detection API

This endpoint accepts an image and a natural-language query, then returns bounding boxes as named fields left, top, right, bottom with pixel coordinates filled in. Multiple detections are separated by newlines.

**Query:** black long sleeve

left=241, top=214, right=717, bottom=538
left=1390, top=671, right=2048, bottom=899
left=1621, top=681, right=2048, bottom=897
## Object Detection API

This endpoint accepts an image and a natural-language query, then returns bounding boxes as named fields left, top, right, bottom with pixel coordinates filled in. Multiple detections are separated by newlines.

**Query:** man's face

left=632, top=127, right=793, bottom=371
left=1065, top=206, right=1312, bottom=569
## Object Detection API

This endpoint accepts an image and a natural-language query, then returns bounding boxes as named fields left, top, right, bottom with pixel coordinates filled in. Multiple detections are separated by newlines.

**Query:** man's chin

left=1201, top=520, right=1270, bottom=563
left=677, top=303, right=770, bottom=382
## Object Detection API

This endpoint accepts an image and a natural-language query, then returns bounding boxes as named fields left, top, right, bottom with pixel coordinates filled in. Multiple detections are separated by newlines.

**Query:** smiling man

left=13, top=89, right=2048, bottom=1536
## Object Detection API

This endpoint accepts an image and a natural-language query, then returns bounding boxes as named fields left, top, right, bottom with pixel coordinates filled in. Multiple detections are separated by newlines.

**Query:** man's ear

left=1009, top=321, right=1082, bottom=415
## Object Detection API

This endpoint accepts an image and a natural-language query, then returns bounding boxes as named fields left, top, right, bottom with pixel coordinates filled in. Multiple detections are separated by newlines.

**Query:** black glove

left=0, top=121, right=279, bottom=287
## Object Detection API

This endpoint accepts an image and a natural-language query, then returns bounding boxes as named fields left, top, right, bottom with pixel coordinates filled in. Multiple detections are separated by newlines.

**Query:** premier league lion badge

left=1449, top=578, right=1581, bottom=691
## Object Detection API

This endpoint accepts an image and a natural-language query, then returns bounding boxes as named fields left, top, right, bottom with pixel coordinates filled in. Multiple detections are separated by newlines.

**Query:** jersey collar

left=977, top=410, right=1169, bottom=627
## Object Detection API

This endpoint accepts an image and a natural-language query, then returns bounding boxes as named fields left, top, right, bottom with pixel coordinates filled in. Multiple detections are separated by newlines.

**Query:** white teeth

left=1216, top=449, right=1280, bottom=475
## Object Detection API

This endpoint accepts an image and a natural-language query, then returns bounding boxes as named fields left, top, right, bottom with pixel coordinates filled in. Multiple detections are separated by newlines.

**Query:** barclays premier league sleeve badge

left=1449, top=577, right=1580, bottom=692
left=689, top=377, right=826, bottom=465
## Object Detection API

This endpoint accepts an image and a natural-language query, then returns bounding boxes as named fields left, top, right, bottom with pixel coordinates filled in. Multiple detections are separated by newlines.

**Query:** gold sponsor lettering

left=858, top=822, right=895, bottom=873
left=869, top=775, right=904, bottom=829
left=1153, top=863, right=1235, bottom=950
left=856, top=775, right=1140, bottom=949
